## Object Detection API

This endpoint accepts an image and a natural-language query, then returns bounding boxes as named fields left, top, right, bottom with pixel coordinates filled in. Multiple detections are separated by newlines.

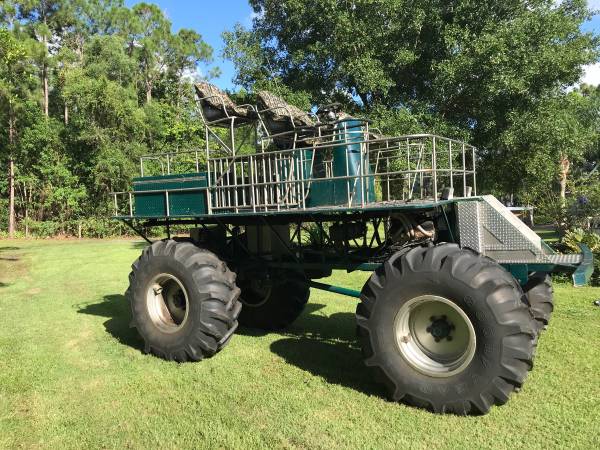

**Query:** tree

left=224, top=0, right=599, bottom=197
left=166, top=28, right=217, bottom=108
left=491, top=92, right=597, bottom=203
left=127, top=2, right=171, bottom=104
left=0, top=28, right=34, bottom=237
left=0, top=1, right=222, bottom=237
left=17, top=0, right=72, bottom=117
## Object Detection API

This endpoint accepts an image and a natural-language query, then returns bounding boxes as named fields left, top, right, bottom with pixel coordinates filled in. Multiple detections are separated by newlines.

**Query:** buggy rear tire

left=356, top=244, right=536, bottom=415
left=237, top=270, right=309, bottom=330
left=524, top=273, right=554, bottom=331
left=127, top=239, right=241, bottom=361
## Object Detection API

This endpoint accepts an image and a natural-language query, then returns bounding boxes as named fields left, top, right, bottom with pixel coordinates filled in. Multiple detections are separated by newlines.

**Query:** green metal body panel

left=572, top=244, right=594, bottom=287
left=133, top=173, right=208, bottom=217
left=118, top=198, right=454, bottom=222
left=121, top=173, right=594, bottom=289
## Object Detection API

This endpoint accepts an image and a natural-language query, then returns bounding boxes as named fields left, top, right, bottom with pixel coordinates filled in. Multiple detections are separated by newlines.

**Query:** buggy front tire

left=356, top=244, right=536, bottom=415
left=127, top=239, right=241, bottom=361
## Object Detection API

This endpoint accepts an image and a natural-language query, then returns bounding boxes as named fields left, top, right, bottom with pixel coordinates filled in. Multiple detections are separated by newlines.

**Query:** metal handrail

left=115, top=92, right=478, bottom=217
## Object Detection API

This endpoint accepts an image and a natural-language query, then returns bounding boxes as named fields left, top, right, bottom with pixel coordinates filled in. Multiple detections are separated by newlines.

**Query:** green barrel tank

left=308, top=119, right=375, bottom=207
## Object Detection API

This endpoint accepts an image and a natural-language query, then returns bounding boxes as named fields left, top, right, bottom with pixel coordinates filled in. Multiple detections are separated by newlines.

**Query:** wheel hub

left=239, top=274, right=273, bottom=307
left=146, top=273, right=189, bottom=333
left=394, top=295, right=476, bottom=377
left=427, top=315, right=455, bottom=342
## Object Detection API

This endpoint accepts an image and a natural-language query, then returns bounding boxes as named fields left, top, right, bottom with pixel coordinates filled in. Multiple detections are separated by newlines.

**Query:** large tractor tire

left=523, top=273, right=554, bottom=331
left=237, top=269, right=309, bottom=330
left=356, top=244, right=536, bottom=415
left=127, top=239, right=241, bottom=362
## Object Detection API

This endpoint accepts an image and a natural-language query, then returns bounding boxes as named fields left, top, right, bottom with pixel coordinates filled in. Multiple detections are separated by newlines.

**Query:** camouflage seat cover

left=194, top=81, right=255, bottom=121
left=256, top=91, right=315, bottom=128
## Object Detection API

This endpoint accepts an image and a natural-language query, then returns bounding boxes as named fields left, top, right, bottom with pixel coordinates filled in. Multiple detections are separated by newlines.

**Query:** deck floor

left=117, top=197, right=469, bottom=220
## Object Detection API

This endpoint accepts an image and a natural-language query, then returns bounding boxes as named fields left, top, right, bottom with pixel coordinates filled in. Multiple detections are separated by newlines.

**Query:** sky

left=125, top=0, right=600, bottom=90
left=125, top=0, right=253, bottom=89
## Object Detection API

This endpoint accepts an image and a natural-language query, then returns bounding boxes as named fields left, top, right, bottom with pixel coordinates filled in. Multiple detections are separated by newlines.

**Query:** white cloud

left=581, top=63, right=600, bottom=86
left=182, top=66, right=204, bottom=82
left=588, top=0, right=600, bottom=10
left=555, top=1, right=600, bottom=10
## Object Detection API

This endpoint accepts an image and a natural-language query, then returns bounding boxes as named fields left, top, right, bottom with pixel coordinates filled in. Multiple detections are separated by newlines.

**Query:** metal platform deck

left=114, top=197, right=459, bottom=221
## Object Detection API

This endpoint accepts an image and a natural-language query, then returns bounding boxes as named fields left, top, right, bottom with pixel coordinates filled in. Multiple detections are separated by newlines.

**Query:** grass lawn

left=0, top=239, right=599, bottom=449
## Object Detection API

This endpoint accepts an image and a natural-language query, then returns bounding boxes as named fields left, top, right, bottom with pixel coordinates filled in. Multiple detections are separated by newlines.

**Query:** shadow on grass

left=0, top=247, right=21, bottom=288
left=0, top=256, right=19, bottom=261
left=78, top=296, right=384, bottom=398
left=77, top=294, right=144, bottom=352
left=0, top=246, right=20, bottom=252
left=240, top=302, right=384, bottom=398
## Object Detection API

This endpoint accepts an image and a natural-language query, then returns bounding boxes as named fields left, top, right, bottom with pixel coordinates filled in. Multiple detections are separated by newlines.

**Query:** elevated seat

left=257, top=91, right=315, bottom=129
left=257, top=91, right=317, bottom=148
left=195, top=81, right=256, bottom=126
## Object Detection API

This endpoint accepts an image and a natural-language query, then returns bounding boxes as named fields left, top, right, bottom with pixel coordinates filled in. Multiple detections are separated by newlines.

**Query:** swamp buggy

left=112, top=82, right=593, bottom=415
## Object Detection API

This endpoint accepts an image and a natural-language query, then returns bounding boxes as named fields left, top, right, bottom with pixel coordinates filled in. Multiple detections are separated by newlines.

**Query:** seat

left=194, top=81, right=256, bottom=125
left=256, top=91, right=317, bottom=148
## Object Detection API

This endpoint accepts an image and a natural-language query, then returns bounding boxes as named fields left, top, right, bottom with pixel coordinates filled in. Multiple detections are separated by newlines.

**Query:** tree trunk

left=24, top=201, right=29, bottom=238
left=559, top=154, right=570, bottom=204
left=146, top=79, right=152, bottom=104
left=42, top=19, right=49, bottom=117
left=64, top=102, right=69, bottom=124
left=43, top=63, right=49, bottom=117
left=23, top=183, right=29, bottom=238
left=8, top=109, right=16, bottom=238
left=8, top=158, right=15, bottom=238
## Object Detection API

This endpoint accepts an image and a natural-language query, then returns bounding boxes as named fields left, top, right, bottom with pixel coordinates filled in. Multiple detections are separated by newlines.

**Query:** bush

left=27, top=220, right=63, bottom=237
left=1, top=217, right=138, bottom=239
left=77, top=217, right=133, bottom=238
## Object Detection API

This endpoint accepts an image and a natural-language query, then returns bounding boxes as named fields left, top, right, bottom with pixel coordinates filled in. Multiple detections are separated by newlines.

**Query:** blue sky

left=126, top=0, right=600, bottom=89
left=125, top=0, right=253, bottom=89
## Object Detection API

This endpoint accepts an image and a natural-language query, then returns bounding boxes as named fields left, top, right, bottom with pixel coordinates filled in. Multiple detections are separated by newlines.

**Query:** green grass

left=0, top=240, right=599, bottom=449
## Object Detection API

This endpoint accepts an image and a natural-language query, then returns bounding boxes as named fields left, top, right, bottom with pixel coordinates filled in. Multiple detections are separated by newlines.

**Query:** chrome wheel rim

left=394, top=295, right=476, bottom=377
left=146, top=273, right=189, bottom=333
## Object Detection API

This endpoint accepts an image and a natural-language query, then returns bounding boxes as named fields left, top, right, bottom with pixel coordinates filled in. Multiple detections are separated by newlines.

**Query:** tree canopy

left=0, top=0, right=599, bottom=237
left=0, top=0, right=217, bottom=236
left=224, top=0, right=600, bottom=204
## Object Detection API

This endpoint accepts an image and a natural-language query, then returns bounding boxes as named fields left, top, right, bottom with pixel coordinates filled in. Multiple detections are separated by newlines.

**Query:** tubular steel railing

left=112, top=102, right=477, bottom=218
